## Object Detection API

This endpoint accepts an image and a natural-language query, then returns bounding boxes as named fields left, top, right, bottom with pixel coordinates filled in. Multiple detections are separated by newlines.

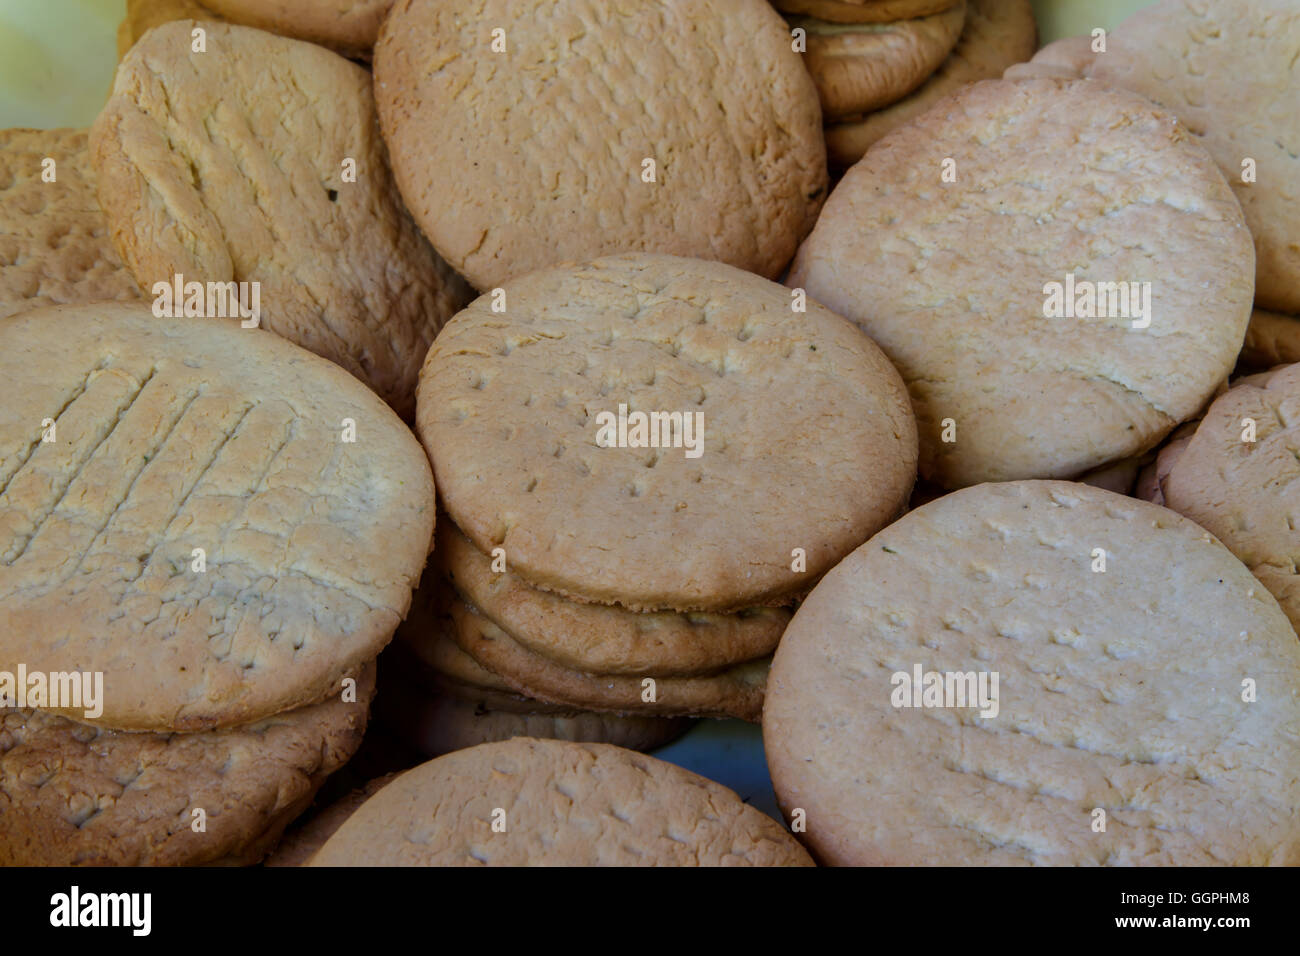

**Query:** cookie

left=309, top=738, right=814, bottom=866
left=791, top=78, right=1255, bottom=488
left=1162, top=364, right=1300, bottom=632
left=451, top=598, right=769, bottom=722
left=1239, top=308, right=1300, bottom=371
left=792, top=2, right=966, bottom=119
left=438, top=522, right=790, bottom=677
left=374, top=0, right=827, bottom=289
left=0, top=129, right=140, bottom=320
left=117, top=0, right=225, bottom=58
left=203, top=0, right=391, bottom=58
left=417, top=254, right=917, bottom=611
left=0, top=664, right=373, bottom=866
left=1076, top=456, right=1142, bottom=497
left=775, top=0, right=959, bottom=24
left=1002, top=34, right=1095, bottom=81
left=264, top=770, right=396, bottom=867
left=825, top=0, right=1036, bottom=167
left=765, top=480, right=1300, bottom=865
left=91, top=20, right=471, bottom=417
left=0, top=303, right=434, bottom=731
left=1081, top=0, right=1300, bottom=313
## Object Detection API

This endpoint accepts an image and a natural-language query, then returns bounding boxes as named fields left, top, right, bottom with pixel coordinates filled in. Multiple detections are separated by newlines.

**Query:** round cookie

left=765, top=480, right=1300, bottom=866
left=1002, top=34, right=1095, bottom=81
left=775, top=0, right=959, bottom=24
left=825, top=0, right=1036, bottom=167
left=792, top=2, right=966, bottom=120
left=792, top=77, right=1255, bottom=488
left=0, top=129, right=141, bottom=320
left=374, top=0, right=827, bottom=289
left=265, top=771, right=397, bottom=867
left=0, top=303, right=434, bottom=731
left=417, top=254, right=917, bottom=611
left=1239, top=308, right=1300, bottom=371
left=0, top=665, right=373, bottom=866
left=117, top=0, right=225, bottom=59
left=309, top=738, right=814, bottom=866
left=1162, top=364, right=1300, bottom=632
left=438, top=522, right=790, bottom=676
left=451, top=599, right=769, bottom=722
left=91, top=20, right=471, bottom=417
left=202, top=0, right=391, bottom=58
left=1082, top=0, right=1300, bottom=314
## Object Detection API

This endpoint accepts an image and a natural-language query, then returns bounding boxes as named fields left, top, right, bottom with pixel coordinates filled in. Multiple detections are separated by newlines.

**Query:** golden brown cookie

left=1239, top=308, right=1300, bottom=371
left=264, top=770, right=397, bottom=867
left=775, top=0, right=959, bottom=24
left=117, top=0, right=225, bottom=59
left=203, top=0, right=391, bottom=58
left=0, top=129, right=140, bottom=320
left=0, top=303, right=433, bottom=731
left=309, top=738, right=814, bottom=866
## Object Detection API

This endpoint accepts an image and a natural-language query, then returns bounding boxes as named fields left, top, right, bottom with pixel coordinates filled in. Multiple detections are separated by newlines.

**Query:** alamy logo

left=50, top=887, right=151, bottom=936
left=153, top=273, right=261, bottom=328
left=594, top=403, right=704, bottom=459
left=890, top=664, right=999, bottom=718
left=0, top=665, right=103, bottom=719
left=1042, top=273, right=1151, bottom=329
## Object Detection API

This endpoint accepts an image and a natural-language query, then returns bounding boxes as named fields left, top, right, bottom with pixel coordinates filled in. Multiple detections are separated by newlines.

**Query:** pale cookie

left=1239, top=309, right=1300, bottom=370
left=765, top=480, right=1300, bottom=865
left=203, top=0, right=391, bottom=58
left=825, top=0, right=1036, bottom=167
left=437, top=522, right=790, bottom=676
left=309, top=738, right=814, bottom=866
left=1002, top=34, right=1095, bottom=81
left=451, top=599, right=769, bottom=722
left=91, top=20, right=471, bottom=417
left=0, top=664, right=373, bottom=866
left=417, top=254, right=917, bottom=611
left=265, top=770, right=397, bottom=867
left=117, top=0, right=225, bottom=59
left=792, top=2, right=966, bottom=119
left=0, top=304, right=434, bottom=731
left=374, top=0, right=827, bottom=289
left=792, top=78, right=1255, bottom=488
left=1163, top=364, right=1300, bottom=632
left=0, top=129, right=140, bottom=320
left=1081, top=0, right=1300, bottom=314
left=775, top=0, right=959, bottom=24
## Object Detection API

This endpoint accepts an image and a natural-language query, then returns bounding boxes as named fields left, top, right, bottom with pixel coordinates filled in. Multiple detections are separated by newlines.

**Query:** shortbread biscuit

left=793, top=2, right=966, bottom=119
left=792, top=78, right=1254, bottom=488
left=0, top=129, right=140, bottom=320
left=775, top=0, right=959, bottom=24
left=0, top=665, right=373, bottom=866
left=92, top=21, right=471, bottom=417
left=374, top=0, right=827, bottom=289
left=765, top=480, right=1300, bottom=865
left=309, top=738, right=814, bottom=866
left=825, top=0, right=1036, bottom=167
left=1239, top=309, right=1300, bottom=371
left=418, top=254, right=917, bottom=611
left=204, top=0, right=391, bottom=58
left=1076, top=456, right=1141, bottom=497
left=0, top=304, right=434, bottom=731
left=1002, top=34, right=1094, bottom=81
left=265, top=771, right=396, bottom=867
left=1163, top=364, right=1300, bottom=631
left=438, top=523, right=790, bottom=676
left=117, top=0, right=224, bottom=58
left=451, top=599, right=769, bottom=722
left=1081, top=0, right=1300, bottom=313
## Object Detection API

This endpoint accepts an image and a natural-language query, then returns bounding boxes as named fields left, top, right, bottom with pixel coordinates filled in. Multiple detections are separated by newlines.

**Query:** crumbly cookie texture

left=0, top=304, right=433, bottom=731
left=203, top=0, right=391, bottom=57
left=793, top=78, right=1254, bottom=488
left=0, top=665, right=373, bottom=866
left=791, top=2, right=966, bottom=119
left=91, top=20, right=470, bottom=417
left=1164, top=364, right=1300, bottom=631
left=825, top=0, right=1036, bottom=166
left=0, top=129, right=141, bottom=320
left=764, top=481, right=1300, bottom=866
left=418, top=254, right=917, bottom=611
left=374, top=0, right=827, bottom=289
left=309, top=738, right=814, bottom=866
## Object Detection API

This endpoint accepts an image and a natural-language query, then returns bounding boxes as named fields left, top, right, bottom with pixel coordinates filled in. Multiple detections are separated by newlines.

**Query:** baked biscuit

left=0, top=303, right=433, bottom=731
left=1239, top=308, right=1300, bottom=371
left=0, top=129, right=140, bottom=320
left=117, top=0, right=225, bottom=58
left=309, top=738, right=814, bottom=866
left=264, top=770, right=396, bottom=867
left=792, top=78, right=1254, bottom=488
left=374, top=0, right=827, bottom=289
left=203, top=0, right=391, bottom=58
left=765, top=481, right=1300, bottom=865
left=1002, top=34, right=1094, bottom=81
left=775, top=0, right=959, bottom=24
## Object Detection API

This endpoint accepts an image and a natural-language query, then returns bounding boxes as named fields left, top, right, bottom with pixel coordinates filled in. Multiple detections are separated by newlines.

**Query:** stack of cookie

left=412, top=253, right=918, bottom=725
left=0, top=304, right=433, bottom=864
left=778, top=0, right=1038, bottom=168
